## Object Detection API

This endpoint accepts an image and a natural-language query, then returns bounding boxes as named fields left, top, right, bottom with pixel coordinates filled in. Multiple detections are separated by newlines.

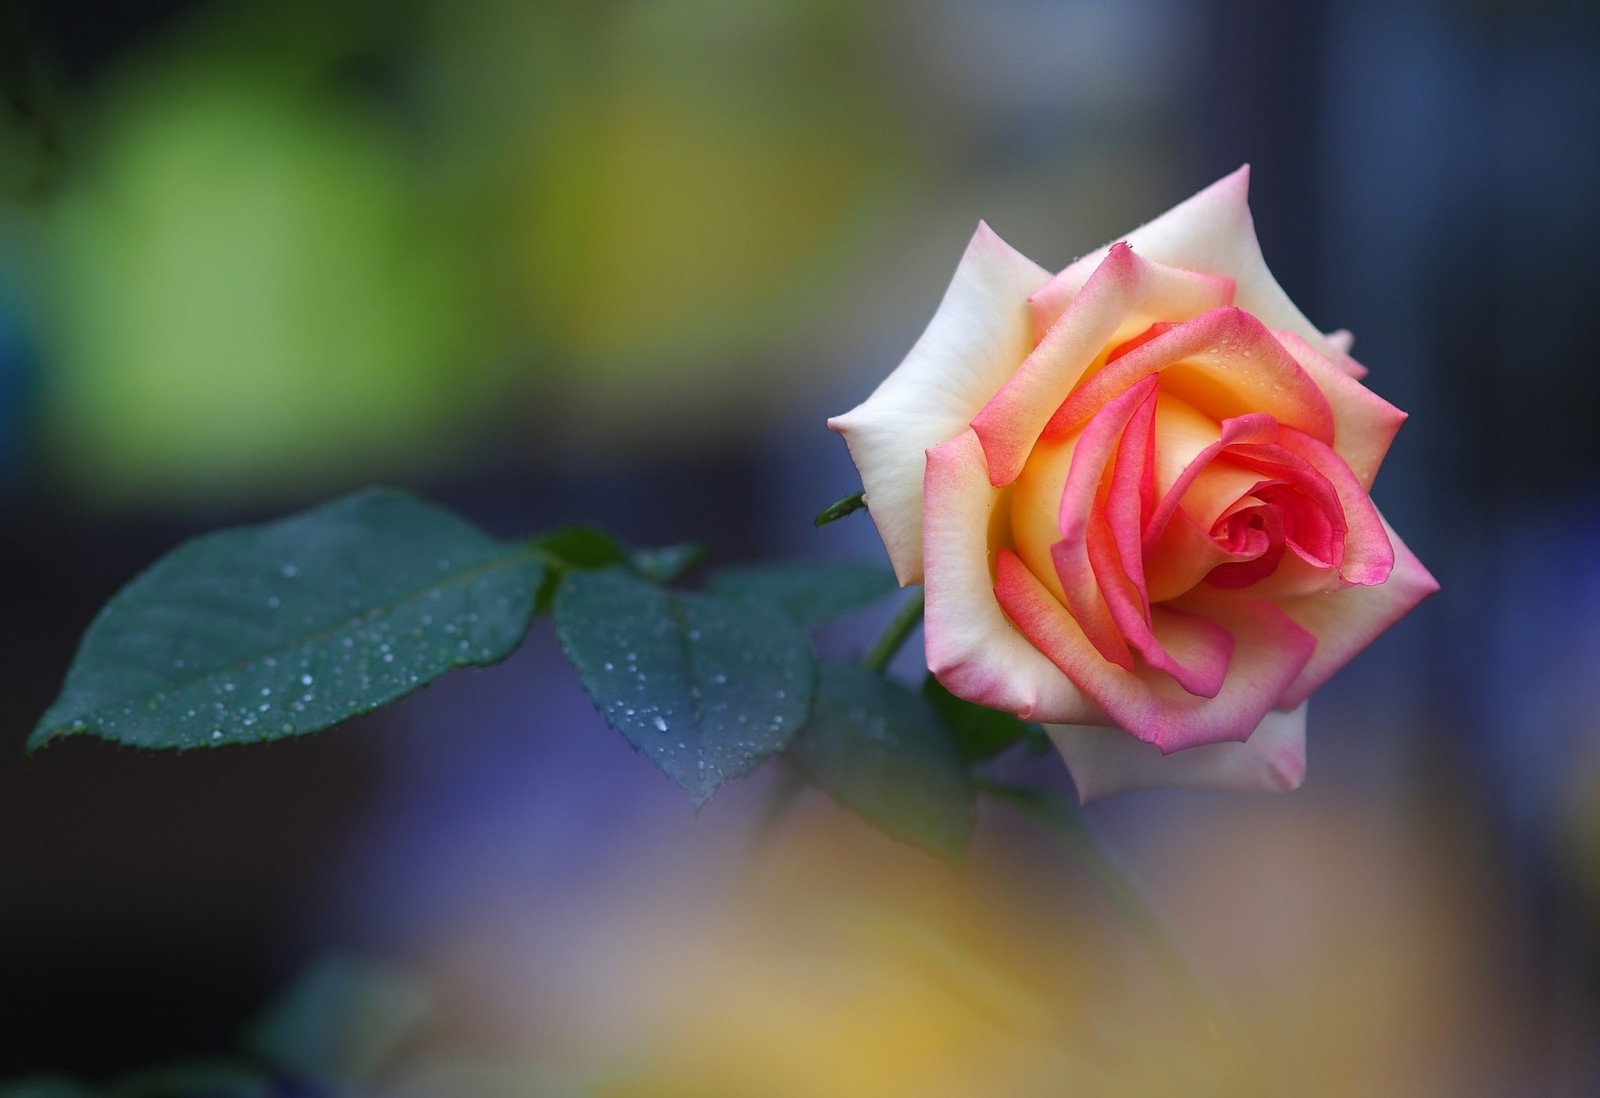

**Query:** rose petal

left=1270, top=427, right=1394, bottom=587
left=829, top=222, right=1050, bottom=584
left=1030, top=165, right=1351, bottom=366
left=1077, top=384, right=1236, bottom=698
left=1048, top=704, right=1308, bottom=802
left=1222, top=443, right=1348, bottom=571
left=1048, top=377, right=1161, bottom=670
left=1144, top=507, right=1255, bottom=602
left=1046, top=306, right=1336, bottom=447
left=923, top=429, right=1105, bottom=724
left=1145, top=405, right=1278, bottom=549
left=1321, top=328, right=1369, bottom=379
left=1271, top=331, right=1405, bottom=491
left=972, top=243, right=1233, bottom=488
left=1272, top=514, right=1439, bottom=708
left=995, top=549, right=1316, bottom=751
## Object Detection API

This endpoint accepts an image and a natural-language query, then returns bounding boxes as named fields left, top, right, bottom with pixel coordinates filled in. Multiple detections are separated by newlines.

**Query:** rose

left=829, top=167, right=1437, bottom=799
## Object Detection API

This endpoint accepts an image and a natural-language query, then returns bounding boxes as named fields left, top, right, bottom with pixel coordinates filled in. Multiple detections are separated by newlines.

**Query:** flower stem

left=861, top=588, right=925, bottom=674
left=979, top=780, right=1268, bottom=1090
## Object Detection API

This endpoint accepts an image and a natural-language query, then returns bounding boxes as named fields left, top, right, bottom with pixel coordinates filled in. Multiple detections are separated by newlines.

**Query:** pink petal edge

left=995, top=549, right=1315, bottom=751
left=923, top=429, right=1105, bottom=724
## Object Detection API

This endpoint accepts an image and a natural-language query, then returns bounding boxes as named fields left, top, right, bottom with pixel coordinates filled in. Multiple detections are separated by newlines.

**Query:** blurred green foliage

left=4, top=0, right=909, bottom=504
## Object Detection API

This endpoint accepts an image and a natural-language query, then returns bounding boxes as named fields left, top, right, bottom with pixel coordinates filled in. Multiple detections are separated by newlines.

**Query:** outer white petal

left=828, top=223, right=1050, bottom=585
left=1048, top=704, right=1308, bottom=802
left=1031, top=166, right=1348, bottom=365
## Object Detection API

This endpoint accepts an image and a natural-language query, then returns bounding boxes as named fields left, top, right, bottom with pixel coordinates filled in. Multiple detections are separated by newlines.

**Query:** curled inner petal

left=972, top=243, right=1235, bottom=488
left=1046, top=306, right=1336, bottom=448
left=995, top=549, right=1316, bottom=752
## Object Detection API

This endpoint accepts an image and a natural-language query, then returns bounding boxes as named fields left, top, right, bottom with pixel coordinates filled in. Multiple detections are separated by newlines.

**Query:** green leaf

left=29, top=489, right=543, bottom=753
left=629, top=541, right=707, bottom=585
left=814, top=491, right=866, bottom=527
left=247, top=958, right=430, bottom=1090
left=555, top=567, right=815, bottom=805
left=705, top=560, right=898, bottom=627
left=789, top=663, right=974, bottom=865
left=529, top=527, right=705, bottom=610
left=534, top=526, right=631, bottom=570
left=531, top=526, right=631, bottom=611
left=923, top=676, right=1049, bottom=764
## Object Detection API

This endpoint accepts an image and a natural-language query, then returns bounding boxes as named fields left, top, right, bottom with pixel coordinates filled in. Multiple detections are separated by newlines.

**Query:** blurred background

left=1, top=0, right=1598, bottom=1092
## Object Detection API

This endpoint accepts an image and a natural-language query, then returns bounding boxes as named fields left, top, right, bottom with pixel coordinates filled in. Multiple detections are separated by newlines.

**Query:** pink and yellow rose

left=830, top=167, right=1437, bottom=799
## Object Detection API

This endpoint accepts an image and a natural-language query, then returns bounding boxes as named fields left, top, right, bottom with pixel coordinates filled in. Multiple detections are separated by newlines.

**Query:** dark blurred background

left=2, top=0, right=1598, bottom=1092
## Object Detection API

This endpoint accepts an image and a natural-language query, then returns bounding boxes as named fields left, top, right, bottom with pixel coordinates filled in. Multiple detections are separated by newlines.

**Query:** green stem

left=979, top=780, right=1267, bottom=1090
left=861, top=588, right=925, bottom=674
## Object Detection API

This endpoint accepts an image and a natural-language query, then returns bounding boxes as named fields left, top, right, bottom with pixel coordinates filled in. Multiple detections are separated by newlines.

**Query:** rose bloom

left=830, top=167, right=1437, bottom=799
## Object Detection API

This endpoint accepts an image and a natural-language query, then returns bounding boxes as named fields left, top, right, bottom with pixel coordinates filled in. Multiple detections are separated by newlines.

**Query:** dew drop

left=300, top=674, right=314, bottom=686
left=653, top=715, right=669, bottom=732
left=281, top=564, right=299, bottom=578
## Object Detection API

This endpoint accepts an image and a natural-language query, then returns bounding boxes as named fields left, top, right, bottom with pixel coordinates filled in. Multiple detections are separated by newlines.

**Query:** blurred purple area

left=1, top=0, right=1598, bottom=1090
